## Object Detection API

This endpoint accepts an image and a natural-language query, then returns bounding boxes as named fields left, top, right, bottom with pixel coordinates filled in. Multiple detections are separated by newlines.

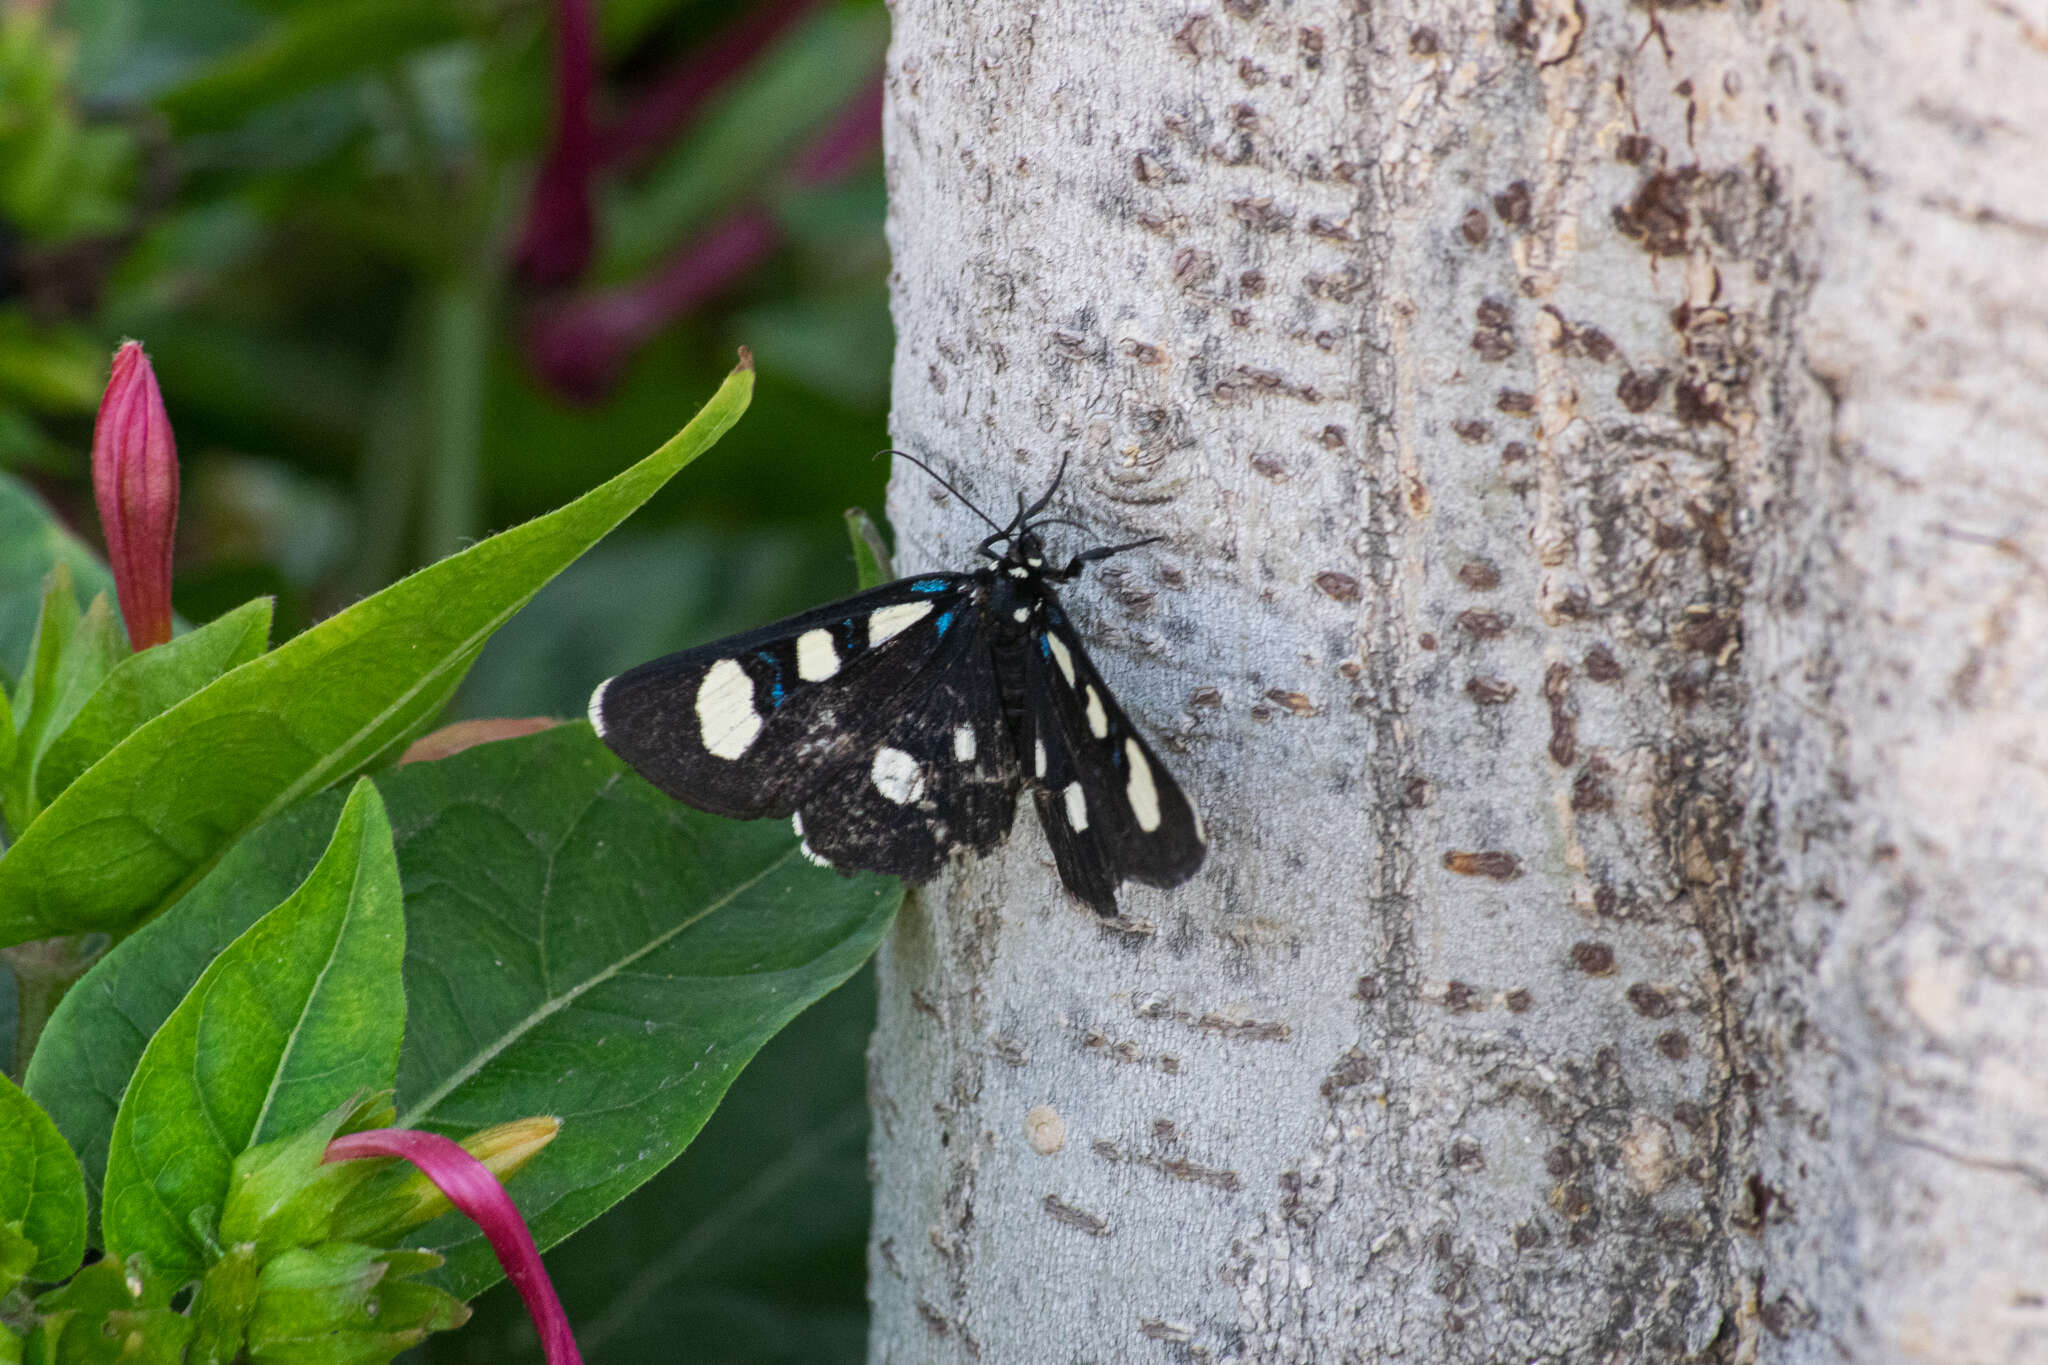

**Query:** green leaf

left=845, top=506, right=894, bottom=589
left=23, top=593, right=125, bottom=786
left=154, top=0, right=471, bottom=136
left=33, top=725, right=898, bottom=1294
left=3, top=570, right=122, bottom=836
left=10, top=563, right=81, bottom=743
left=450, top=964, right=877, bottom=1363
left=0, top=1074, right=86, bottom=1287
left=0, top=473, right=118, bottom=693
left=23, top=794, right=348, bottom=1229
left=187, top=1244, right=260, bottom=1365
left=36, top=599, right=272, bottom=800
left=0, top=359, right=752, bottom=948
left=100, top=780, right=406, bottom=1286
left=388, top=726, right=898, bottom=1293
left=27, top=1254, right=188, bottom=1364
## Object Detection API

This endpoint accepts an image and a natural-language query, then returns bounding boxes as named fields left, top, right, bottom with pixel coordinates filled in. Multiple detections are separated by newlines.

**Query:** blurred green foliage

left=12, top=0, right=890, bottom=637
left=4, top=1, right=894, bottom=1358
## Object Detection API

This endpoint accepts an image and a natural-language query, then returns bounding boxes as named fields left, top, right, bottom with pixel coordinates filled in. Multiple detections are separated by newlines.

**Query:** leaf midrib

left=397, top=846, right=801, bottom=1125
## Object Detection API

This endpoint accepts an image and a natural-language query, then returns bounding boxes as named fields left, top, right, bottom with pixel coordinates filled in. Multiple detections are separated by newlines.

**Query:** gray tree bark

left=868, top=1, right=2048, bottom=1361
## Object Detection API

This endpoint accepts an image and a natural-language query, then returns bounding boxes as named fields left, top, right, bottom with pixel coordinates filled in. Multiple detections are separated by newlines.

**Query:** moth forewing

left=589, top=574, right=978, bottom=819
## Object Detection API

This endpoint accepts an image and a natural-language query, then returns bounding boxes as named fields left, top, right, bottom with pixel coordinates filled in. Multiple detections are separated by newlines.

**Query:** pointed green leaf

left=36, top=598, right=273, bottom=800
left=101, top=780, right=406, bottom=1286
left=3, top=571, right=121, bottom=834
left=845, top=505, right=894, bottom=589
left=0, top=471, right=116, bottom=682
left=0, top=360, right=751, bottom=948
left=0, top=1073, right=86, bottom=1287
left=11, top=564, right=81, bottom=751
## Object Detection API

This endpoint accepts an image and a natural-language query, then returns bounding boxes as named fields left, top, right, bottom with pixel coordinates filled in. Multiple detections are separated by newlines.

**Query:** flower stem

left=421, top=267, right=492, bottom=562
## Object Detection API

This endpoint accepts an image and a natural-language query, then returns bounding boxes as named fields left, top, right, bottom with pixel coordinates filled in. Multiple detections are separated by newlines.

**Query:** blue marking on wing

left=755, top=648, right=787, bottom=707
left=934, top=610, right=956, bottom=637
left=911, top=577, right=951, bottom=594
left=1038, top=634, right=1051, bottom=658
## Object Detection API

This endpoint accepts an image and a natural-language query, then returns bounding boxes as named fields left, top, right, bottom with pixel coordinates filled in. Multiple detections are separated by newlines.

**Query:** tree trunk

left=869, top=1, right=2048, bottom=1361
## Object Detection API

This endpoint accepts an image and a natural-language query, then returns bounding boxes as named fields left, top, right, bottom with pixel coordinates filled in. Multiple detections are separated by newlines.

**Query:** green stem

left=420, top=268, right=492, bottom=563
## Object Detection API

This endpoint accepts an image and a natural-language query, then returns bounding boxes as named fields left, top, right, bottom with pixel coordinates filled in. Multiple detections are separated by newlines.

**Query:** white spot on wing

left=1012, top=607, right=1029, bottom=623
left=872, top=745, right=926, bottom=804
left=1125, top=738, right=1162, bottom=831
left=1191, top=801, right=1207, bottom=844
left=586, top=677, right=610, bottom=737
left=953, top=725, right=977, bottom=762
left=1047, top=633, right=1076, bottom=685
left=1085, top=685, right=1108, bottom=739
left=867, top=600, right=932, bottom=647
left=696, top=659, right=762, bottom=760
left=795, top=628, right=839, bottom=681
left=801, top=840, right=832, bottom=868
left=1034, top=738, right=1047, bottom=779
left=1063, top=781, right=1088, bottom=831
left=792, top=812, right=804, bottom=838
left=1006, top=565, right=1029, bottom=578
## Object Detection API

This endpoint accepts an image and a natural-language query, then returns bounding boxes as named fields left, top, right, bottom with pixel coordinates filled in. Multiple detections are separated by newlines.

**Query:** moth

left=587, top=455, right=1206, bottom=915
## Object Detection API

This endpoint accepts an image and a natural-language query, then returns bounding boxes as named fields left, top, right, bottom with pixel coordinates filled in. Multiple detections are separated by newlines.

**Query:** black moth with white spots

left=587, top=457, right=1206, bottom=915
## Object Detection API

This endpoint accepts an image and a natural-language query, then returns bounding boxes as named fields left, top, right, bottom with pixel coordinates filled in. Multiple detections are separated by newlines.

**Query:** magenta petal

left=91, top=341, right=179, bottom=651
left=514, top=0, right=599, bottom=285
left=597, top=0, right=824, bottom=170
left=326, top=1129, right=582, bottom=1365
left=525, top=208, right=777, bottom=402
left=790, top=75, right=883, bottom=188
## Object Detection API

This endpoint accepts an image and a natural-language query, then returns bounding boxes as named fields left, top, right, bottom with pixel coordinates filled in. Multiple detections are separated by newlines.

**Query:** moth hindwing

left=589, top=459, right=1206, bottom=915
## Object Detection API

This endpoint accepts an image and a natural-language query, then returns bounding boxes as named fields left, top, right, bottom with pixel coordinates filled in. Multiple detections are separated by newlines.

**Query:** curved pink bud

left=326, top=1128, right=582, bottom=1365
left=92, top=341, right=179, bottom=650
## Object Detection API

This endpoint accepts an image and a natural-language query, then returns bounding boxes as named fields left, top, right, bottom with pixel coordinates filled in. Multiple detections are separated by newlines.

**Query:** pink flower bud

left=92, top=341, right=179, bottom=651
left=326, top=1127, right=582, bottom=1365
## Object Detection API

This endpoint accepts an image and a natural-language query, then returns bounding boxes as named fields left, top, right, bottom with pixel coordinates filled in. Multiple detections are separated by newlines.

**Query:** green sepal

left=27, top=1256, right=189, bottom=1365
left=186, top=1244, right=261, bottom=1365
left=246, top=1244, right=468, bottom=1364
left=327, top=1116, right=554, bottom=1246
left=218, top=1099, right=387, bottom=1258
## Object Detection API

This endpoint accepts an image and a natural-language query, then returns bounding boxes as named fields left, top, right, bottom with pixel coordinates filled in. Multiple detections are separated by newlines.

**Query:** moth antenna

left=878, top=449, right=1009, bottom=537
left=1019, top=452, right=1070, bottom=523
